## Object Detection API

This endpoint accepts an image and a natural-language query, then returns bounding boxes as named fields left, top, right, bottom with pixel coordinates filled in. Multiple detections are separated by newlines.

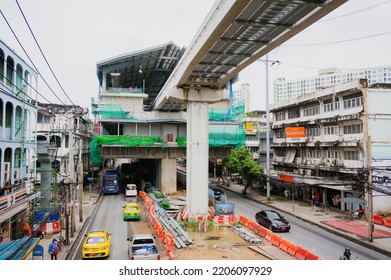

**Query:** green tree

left=227, top=146, right=263, bottom=194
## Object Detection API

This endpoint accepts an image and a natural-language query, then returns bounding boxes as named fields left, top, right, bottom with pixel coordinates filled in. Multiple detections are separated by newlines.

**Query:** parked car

left=125, top=184, right=137, bottom=197
left=82, top=230, right=111, bottom=259
left=255, top=210, right=290, bottom=232
left=127, top=233, right=160, bottom=260
left=122, top=203, right=141, bottom=220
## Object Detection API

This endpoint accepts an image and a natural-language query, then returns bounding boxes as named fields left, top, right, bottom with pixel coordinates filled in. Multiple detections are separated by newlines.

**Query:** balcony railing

left=100, top=87, right=144, bottom=94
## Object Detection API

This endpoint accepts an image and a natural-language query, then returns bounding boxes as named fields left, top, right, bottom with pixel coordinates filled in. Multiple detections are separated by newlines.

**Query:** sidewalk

left=27, top=188, right=101, bottom=260
left=220, top=182, right=391, bottom=257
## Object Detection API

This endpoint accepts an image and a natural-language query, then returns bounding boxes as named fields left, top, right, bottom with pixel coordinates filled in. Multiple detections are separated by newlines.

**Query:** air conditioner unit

left=305, top=170, right=312, bottom=176
left=4, top=172, right=10, bottom=182
left=4, top=162, right=10, bottom=172
left=14, top=170, right=19, bottom=179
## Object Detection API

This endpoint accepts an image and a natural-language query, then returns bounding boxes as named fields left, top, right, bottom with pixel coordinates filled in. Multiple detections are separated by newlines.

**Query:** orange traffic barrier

left=271, top=235, right=281, bottom=247
left=244, top=218, right=250, bottom=228
left=248, top=220, right=256, bottom=231
left=385, top=217, right=391, bottom=228
left=286, top=242, right=299, bottom=256
left=278, top=239, right=290, bottom=252
left=156, top=227, right=164, bottom=237
left=264, top=230, right=274, bottom=242
left=294, top=247, right=308, bottom=260
left=257, top=226, right=267, bottom=237
left=163, top=234, right=174, bottom=245
left=167, top=251, right=175, bottom=260
left=239, top=216, right=245, bottom=225
left=373, top=214, right=384, bottom=225
left=252, top=224, right=261, bottom=236
left=306, top=251, right=319, bottom=260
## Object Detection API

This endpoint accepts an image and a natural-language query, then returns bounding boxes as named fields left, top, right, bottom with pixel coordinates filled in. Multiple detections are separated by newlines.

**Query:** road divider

left=238, top=215, right=320, bottom=260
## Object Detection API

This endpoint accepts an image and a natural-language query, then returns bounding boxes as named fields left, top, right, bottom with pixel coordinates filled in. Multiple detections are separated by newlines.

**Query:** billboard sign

left=285, top=127, right=305, bottom=142
left=215, top=203, right=235, bottom=215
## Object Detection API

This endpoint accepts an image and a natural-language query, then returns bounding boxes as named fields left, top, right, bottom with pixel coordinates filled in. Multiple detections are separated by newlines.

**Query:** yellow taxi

left=123, top=203, right=141, bottom=221
left=81, top=231, right=111, bottom=259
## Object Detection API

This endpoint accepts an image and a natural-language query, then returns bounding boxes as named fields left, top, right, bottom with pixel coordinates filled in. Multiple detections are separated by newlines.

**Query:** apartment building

left=274, top=65, right=391, bottom=103
left=0, top=39, right=38, bottom=242
left=270, top=79, right=391, bottom=212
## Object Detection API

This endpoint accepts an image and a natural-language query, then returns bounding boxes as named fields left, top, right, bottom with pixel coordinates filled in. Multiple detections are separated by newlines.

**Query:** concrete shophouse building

left=35, top=104, right=93, bottom=183
left=0, top=39, right=38, bottom=242
left=270, top=79, right=391, bottom=213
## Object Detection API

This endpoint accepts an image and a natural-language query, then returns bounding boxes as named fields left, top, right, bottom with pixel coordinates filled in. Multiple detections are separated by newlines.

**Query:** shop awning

left=284, top=149, right=296, bottom=163
left=0, top=237, right=40, bottom=260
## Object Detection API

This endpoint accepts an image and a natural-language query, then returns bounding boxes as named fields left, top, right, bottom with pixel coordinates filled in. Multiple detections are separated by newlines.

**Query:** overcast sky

left=1, top=0, right=391, bottom=112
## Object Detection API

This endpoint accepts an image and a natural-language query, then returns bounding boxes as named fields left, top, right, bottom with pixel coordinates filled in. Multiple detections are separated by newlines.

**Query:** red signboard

left=279, top=175, right=294, bottom=183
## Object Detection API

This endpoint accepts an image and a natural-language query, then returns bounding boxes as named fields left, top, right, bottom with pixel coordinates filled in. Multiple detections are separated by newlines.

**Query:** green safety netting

left=176, top=136, right=186, bottom=147
left=209, top=101, right=245, bottom=122
left=209, top=124, right=246, bottom=148
left=90, top=135, right=163, bottom=166
left=95, top=104, right=134, bottom=120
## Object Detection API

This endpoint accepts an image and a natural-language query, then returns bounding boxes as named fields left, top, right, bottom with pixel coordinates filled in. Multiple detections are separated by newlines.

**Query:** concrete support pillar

left=186, top=101, right=209, bottom=217
left=160, top=158, right=177, bottom=194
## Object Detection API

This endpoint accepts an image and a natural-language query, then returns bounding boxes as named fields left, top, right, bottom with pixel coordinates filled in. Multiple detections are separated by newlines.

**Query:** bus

left=102, top=170, right=120, bottom=194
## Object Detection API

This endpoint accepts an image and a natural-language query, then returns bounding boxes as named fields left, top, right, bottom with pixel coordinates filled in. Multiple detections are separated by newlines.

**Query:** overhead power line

left=320, top=0, right=391, bottom=22
left=0, top=9, right=66, bottom=106
left=287, top=30, right=391, bottom=47
left=15, top=0, right=76, bottom=107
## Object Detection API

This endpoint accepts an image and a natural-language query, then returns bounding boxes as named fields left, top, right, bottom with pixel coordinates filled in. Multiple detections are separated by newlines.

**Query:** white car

left=127, top=234, right=161, bottom=260
left=125, top=184, right=137, bottom=197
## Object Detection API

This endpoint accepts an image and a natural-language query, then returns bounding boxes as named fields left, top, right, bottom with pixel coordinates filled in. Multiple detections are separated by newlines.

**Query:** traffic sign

left=32, top=244, right=44, bottom=260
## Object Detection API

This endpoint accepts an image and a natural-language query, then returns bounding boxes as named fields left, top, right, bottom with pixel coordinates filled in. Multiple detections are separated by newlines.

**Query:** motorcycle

left=34, top=230, right=44, bottom=239
left=339, top=255, right=358, bottom=260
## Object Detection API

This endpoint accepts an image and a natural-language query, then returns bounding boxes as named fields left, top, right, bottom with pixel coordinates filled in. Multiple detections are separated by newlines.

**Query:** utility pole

left=69, top=114, right=76, bottom=237
left=79, top=130, right=83, bottom=223
left=265, top=54, right=271, bottom=201
left=367, top=136, right=373, bottom=242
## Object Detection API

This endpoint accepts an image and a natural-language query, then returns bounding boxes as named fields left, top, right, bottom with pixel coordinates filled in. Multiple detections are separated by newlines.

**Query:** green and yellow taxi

left=123, top=202, right=141, bottom=221
left=81, top=230, right=111, bottom=259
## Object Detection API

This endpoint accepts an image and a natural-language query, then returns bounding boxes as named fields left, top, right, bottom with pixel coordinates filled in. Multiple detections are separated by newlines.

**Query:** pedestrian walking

left=48, top=239, right=59, bottom=260
left=325, top=201, right=330, bottom=215
left=284, top=189, right=289, bottom=200
left=311, top=195, right=317, bottom=211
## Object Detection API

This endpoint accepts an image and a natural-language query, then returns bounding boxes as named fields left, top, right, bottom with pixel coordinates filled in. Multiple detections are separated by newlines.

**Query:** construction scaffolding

left=90, top=102, right=245, bottom=166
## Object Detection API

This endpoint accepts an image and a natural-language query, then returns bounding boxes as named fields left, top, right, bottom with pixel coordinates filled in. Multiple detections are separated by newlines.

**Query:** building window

left=344, top=150, right=360, bottom=160
left=306, top=126, right=320, bottom=137
left=275, top=111, right=285, bottom=121
left=37, top=113, right=51, bottom=123
left=343, top=93, right=363, bottom=109
left=303, top=104, right=320, bottom=116
left=324, top=125, right=339, bottom=135
left=343, top=123, right=363, bottom=134
left=275, top=129, right=285, bottom=139
left=288, top=108, right=300, bottom=119
left=326, top=149, right=339, bottom=159
left=308, top=149, right=321, bottom=158
left=323, top=98, right=340, bottom=112
left=275, top=149, right=286, bottom=157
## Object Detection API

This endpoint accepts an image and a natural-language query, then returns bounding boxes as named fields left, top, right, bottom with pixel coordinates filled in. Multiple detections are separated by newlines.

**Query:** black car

left=255, top=210, right=290, bottom=232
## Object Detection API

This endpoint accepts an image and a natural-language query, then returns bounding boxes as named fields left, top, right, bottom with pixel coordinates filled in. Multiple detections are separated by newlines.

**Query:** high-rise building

left=273, top=65, right=391, bottom=102
left=233, top=83, right=250, bottom=112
